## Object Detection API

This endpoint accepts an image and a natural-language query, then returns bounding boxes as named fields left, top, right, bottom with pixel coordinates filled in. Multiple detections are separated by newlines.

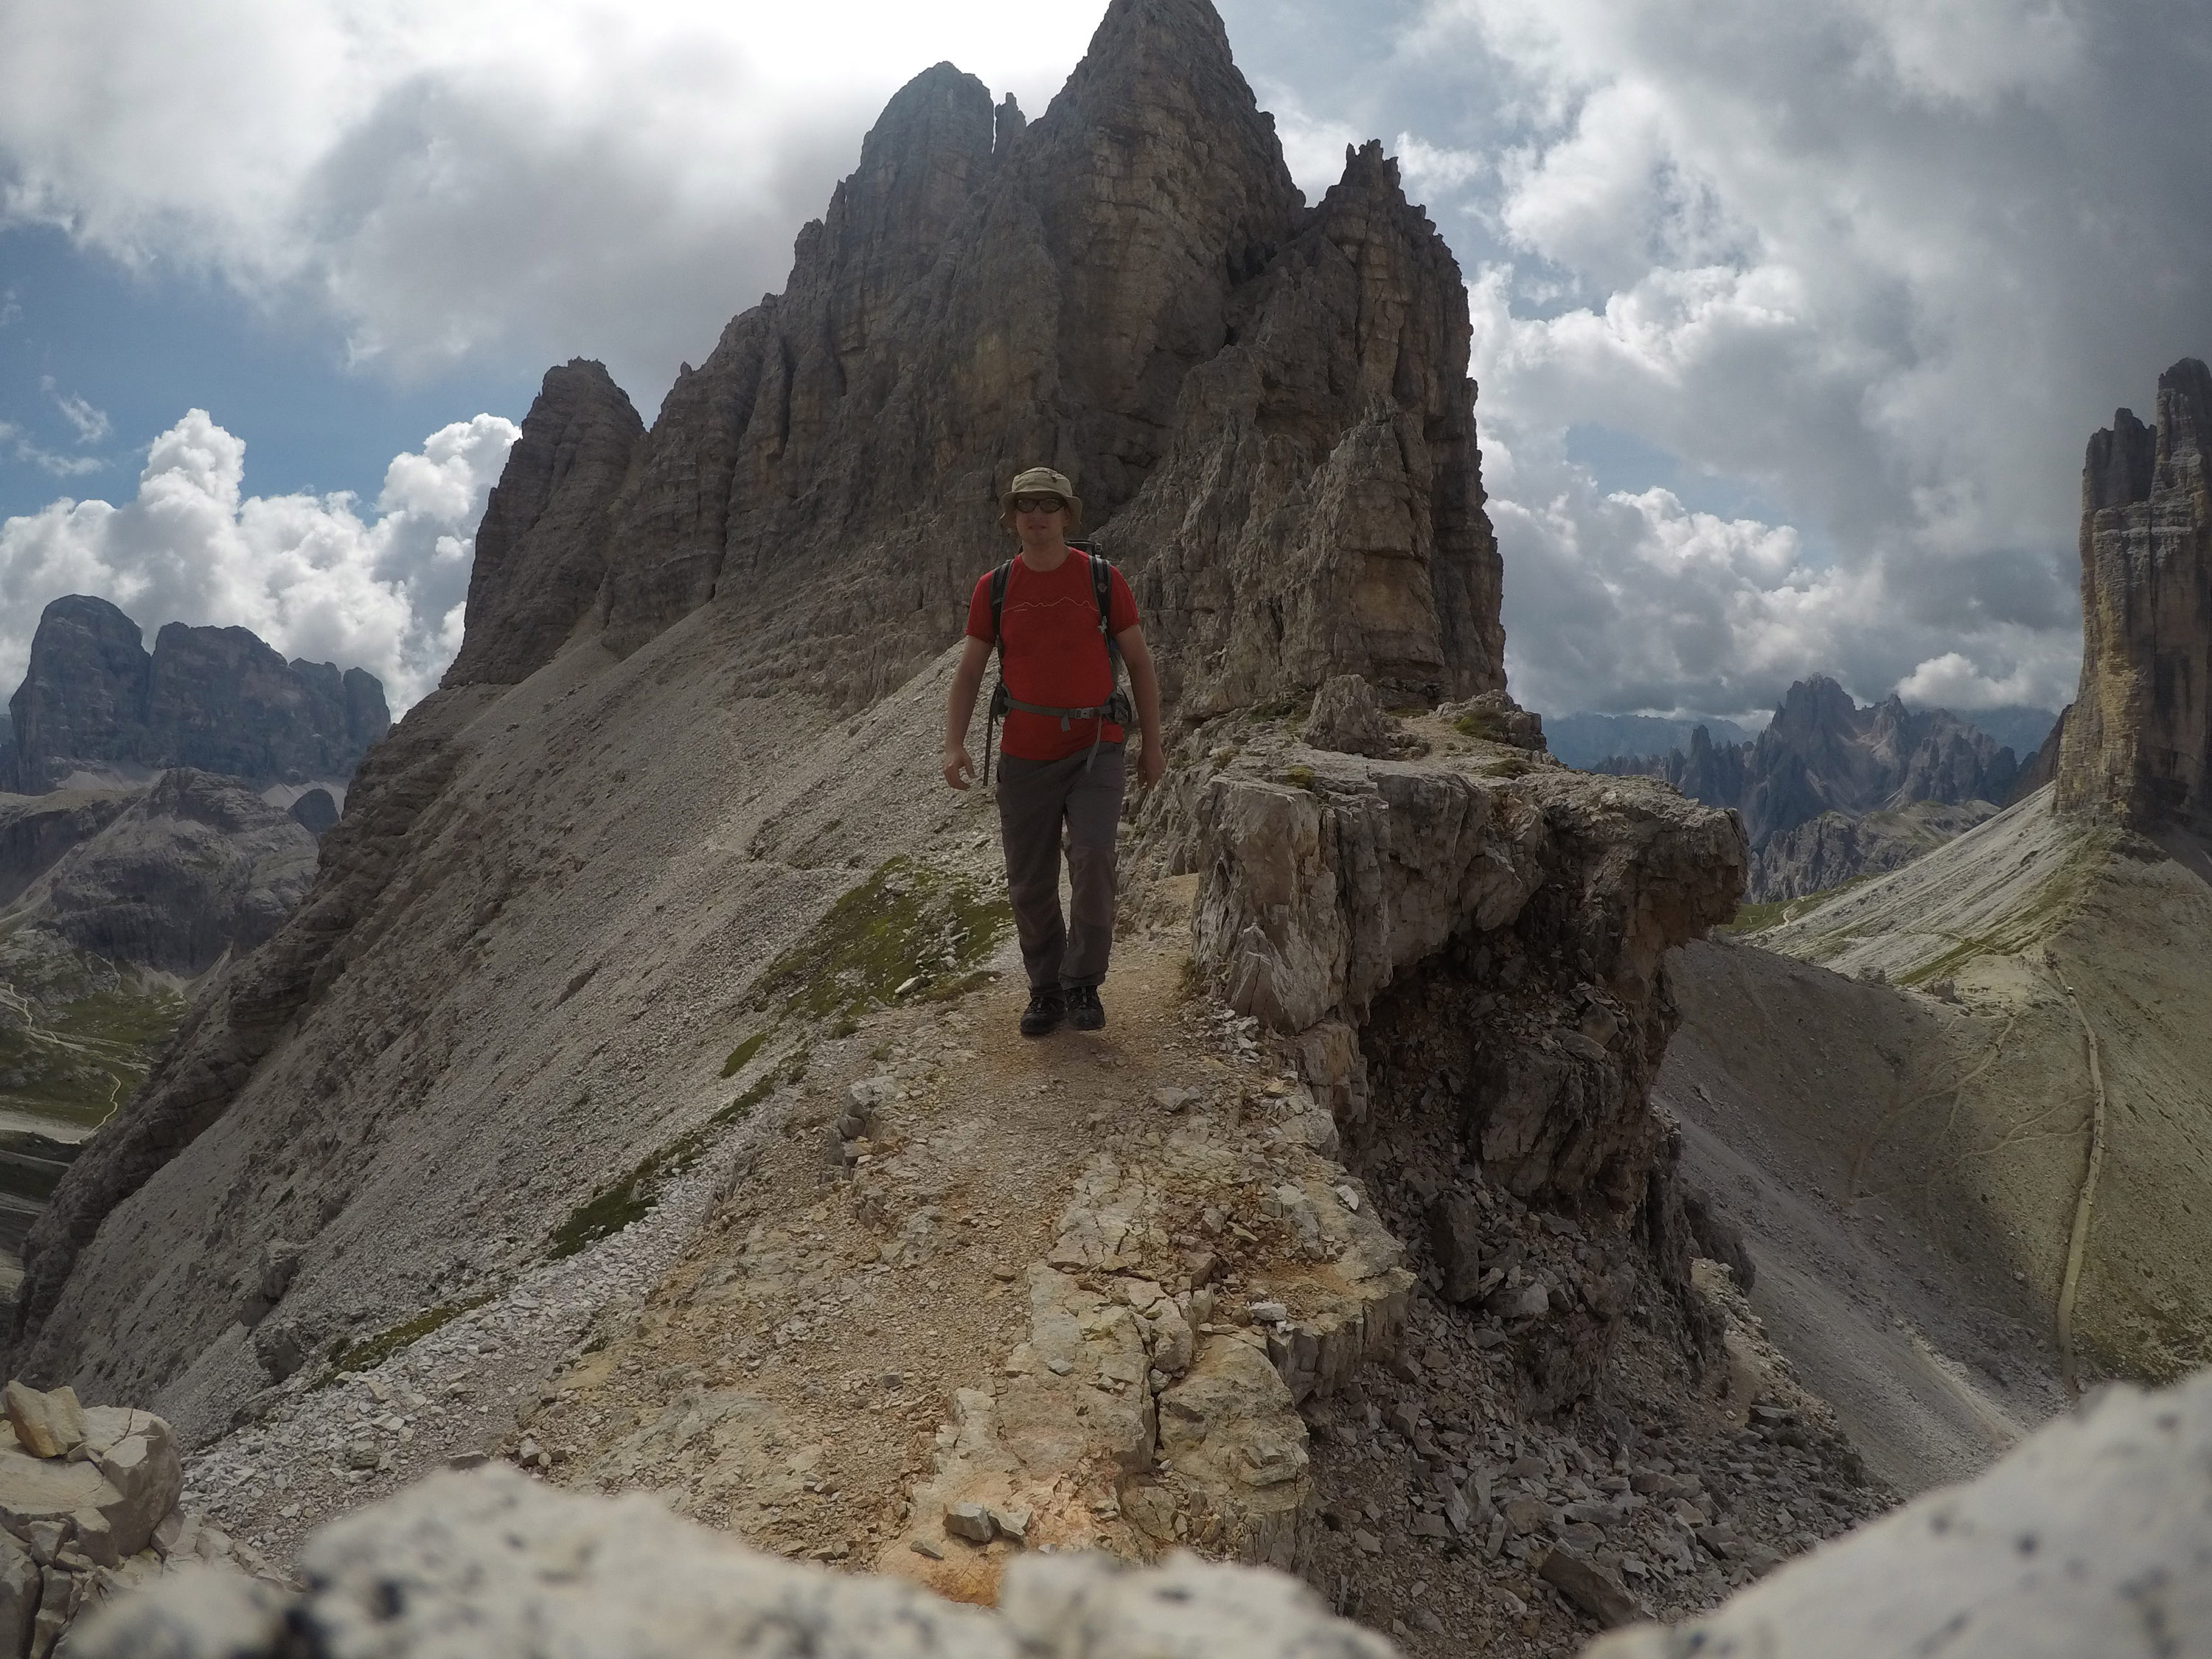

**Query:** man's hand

left=943, top=746, right=976, bottom=790
left=1137, top=740, right=1166, bottom=788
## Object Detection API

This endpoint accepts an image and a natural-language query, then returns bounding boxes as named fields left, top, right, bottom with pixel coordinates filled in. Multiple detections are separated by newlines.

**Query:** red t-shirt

left=966, top=550, right=1141, bottom=762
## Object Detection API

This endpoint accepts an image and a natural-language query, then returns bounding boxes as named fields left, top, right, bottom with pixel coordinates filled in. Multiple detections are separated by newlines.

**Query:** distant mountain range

left=1573, top=677, right=2060, bottom=900
left=1545, top=712, right=1756, bottom=770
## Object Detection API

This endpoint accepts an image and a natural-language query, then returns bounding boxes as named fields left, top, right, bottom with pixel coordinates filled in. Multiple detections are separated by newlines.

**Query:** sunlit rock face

left=2057, top=357, right=2212, bottom=834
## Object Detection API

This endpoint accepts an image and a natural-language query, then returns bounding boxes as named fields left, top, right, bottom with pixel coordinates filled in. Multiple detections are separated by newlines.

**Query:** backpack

left=982, top=540, right=1133, bottom=785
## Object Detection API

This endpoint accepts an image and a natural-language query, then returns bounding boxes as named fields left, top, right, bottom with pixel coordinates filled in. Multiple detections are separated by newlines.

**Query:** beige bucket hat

left=1000, top=465, right=1082, bottom=529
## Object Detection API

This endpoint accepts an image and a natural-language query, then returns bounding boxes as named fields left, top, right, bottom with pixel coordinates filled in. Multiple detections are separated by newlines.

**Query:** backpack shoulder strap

left=1087, top=550, right=1123, bottom=669
left=987, top=560, right=1012, bottom=653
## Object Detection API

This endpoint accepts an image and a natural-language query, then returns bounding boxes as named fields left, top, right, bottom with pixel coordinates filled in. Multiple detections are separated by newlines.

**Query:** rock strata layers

left=2056, top=358, right=2212, bottom=833
left=4, top=597, right=389, bottom=794
left=1163, top=707, right=1744, bottom=1413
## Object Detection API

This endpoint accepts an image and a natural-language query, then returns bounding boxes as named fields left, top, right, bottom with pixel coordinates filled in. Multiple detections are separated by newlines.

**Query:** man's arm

left=943, top=636, right=995, bottom=789
left=1114, top=625, right=1167, bottom=788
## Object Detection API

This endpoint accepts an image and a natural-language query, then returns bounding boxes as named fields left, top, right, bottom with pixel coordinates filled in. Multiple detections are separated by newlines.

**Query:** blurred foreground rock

left=1587, top=1366, right=2212, bottom=1658
left=74, top=1464, right=1394, bottom=1658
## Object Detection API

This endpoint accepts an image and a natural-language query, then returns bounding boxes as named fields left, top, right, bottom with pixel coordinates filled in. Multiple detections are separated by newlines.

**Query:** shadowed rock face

left=441, top=361, right=645, bottom=689
left=2057, top=358, right=2212, bottom=832
left=6, top=597, right=390, bottom=793
left=460, top=0, right=1502, bottom=712
left=21, top=771, right=319, bottom=978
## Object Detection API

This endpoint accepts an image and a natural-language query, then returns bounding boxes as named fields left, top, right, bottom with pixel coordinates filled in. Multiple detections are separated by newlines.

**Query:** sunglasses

left=1012, top=495, right=1067, bottom=515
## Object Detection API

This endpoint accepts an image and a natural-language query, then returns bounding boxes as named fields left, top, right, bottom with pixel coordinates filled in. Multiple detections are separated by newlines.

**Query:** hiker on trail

left=942, top=467, right=1165, bottom=1037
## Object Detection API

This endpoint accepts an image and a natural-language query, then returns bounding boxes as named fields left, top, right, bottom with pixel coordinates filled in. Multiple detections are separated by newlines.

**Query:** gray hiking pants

left=995, top=743, right=1125, bottom=990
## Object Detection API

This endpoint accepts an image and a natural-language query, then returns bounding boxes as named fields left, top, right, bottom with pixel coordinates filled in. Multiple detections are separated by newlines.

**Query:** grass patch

left=719, top=1032, right=768, bottom=1078
left=1484, top=756, right=1532, bottom=779
left=0, top=964, right=189, bottom=1133
left=748, top=858, right=1011, bottom=1025
left=1248, top=692, right=1314, bottom=725
left=1891, top=833, right=2113, bottom=987
left=329, top=1293, right=492, bottom=1374
left=1719, top=876, right=1877, bottom=936
left=547, top=1055, right=799, bottom=1260
left=1454, top=709, right=1507, bottom=742
left=1279, top=765, right=1316, bottom=790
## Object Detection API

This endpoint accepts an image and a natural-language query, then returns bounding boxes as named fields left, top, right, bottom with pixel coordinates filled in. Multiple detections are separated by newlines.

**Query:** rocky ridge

left=2056, top=358, right=2212, bottom=835
left=66, top=1357, right=2212, bottom=1659
left=0, top=5, right=1932, bottom=1654
left=9, top=0, right=1503, bottom=1433
left=155, top=841, right=1883, bottom=1658
left=1746, top=799, right=1999, bottom=905
left=4, top=597, right=389, bottom=796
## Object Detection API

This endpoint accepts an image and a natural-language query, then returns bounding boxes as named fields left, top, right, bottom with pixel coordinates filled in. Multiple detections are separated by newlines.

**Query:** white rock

left=1590, top=1368, right=2212, bottom=1658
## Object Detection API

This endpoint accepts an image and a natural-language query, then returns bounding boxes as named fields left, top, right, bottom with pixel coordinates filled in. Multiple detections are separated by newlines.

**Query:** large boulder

left=0, top=1397, right=179, bottom=1561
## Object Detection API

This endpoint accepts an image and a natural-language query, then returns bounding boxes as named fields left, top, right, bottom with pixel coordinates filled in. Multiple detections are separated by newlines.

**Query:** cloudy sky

left=3, top=0, right=2206, bottom=720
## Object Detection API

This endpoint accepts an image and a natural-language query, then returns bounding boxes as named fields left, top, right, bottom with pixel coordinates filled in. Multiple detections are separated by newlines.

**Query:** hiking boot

left=1065, top=984, right=1106, bottom=1032
left=1019, top=987, right=1065, bottom=1037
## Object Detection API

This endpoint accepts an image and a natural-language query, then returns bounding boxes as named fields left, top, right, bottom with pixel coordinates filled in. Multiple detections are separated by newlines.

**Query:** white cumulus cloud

left=0, top=410, right=516, bottom=713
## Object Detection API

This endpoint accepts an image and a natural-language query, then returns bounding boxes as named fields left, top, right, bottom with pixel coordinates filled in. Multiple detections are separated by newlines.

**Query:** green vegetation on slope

left=748, top=857, right=1011, bottom=1023
left=1721, top=877, right=1874, bottom=936
left=328, top=1293, right=494, bottom=1374
left=0, top=935, right=187, bottom=1134
left=549, top=1065, right=790, bottom=1260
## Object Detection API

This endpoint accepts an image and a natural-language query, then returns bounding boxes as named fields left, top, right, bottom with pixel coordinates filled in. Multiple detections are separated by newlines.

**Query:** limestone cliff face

left=2056, top=358, right=2212, bottom=832
left=442, top=362, right=644, bottom=689
left=459, top=0, right=1501, bottom=714
left=6, top=597, right=390, bottom=793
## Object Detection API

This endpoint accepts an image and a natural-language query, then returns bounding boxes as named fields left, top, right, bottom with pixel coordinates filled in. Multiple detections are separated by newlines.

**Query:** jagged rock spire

left=2057, top=358, right=2212, bottom=832
left=444, top=360, right=643, bottom=689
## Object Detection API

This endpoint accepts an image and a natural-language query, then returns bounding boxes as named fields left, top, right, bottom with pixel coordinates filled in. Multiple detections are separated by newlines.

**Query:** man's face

left=1013, top=493, right=1068, bottom=546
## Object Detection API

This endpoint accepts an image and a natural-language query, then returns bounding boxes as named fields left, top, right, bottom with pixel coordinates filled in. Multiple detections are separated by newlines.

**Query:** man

left=943, top=467, right=1166, bottom=1036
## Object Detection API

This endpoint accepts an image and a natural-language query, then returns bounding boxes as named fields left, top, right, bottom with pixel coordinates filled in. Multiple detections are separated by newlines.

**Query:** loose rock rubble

left=172, top=1109, right=760, bottom=1566
left=1590, top=1365, right=2212, bottom=1658
left=0, top=1380, right=282, bottom=1658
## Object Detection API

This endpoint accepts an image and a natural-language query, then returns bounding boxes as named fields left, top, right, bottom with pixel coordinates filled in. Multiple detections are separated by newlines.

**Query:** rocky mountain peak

left=2056, top=356, right=2212, bottom=832
left=453, top=0, right=1499, bottom=713
left=7, top=596, right=390, bottom=793
left=442, top=360, right=644, bottom=689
